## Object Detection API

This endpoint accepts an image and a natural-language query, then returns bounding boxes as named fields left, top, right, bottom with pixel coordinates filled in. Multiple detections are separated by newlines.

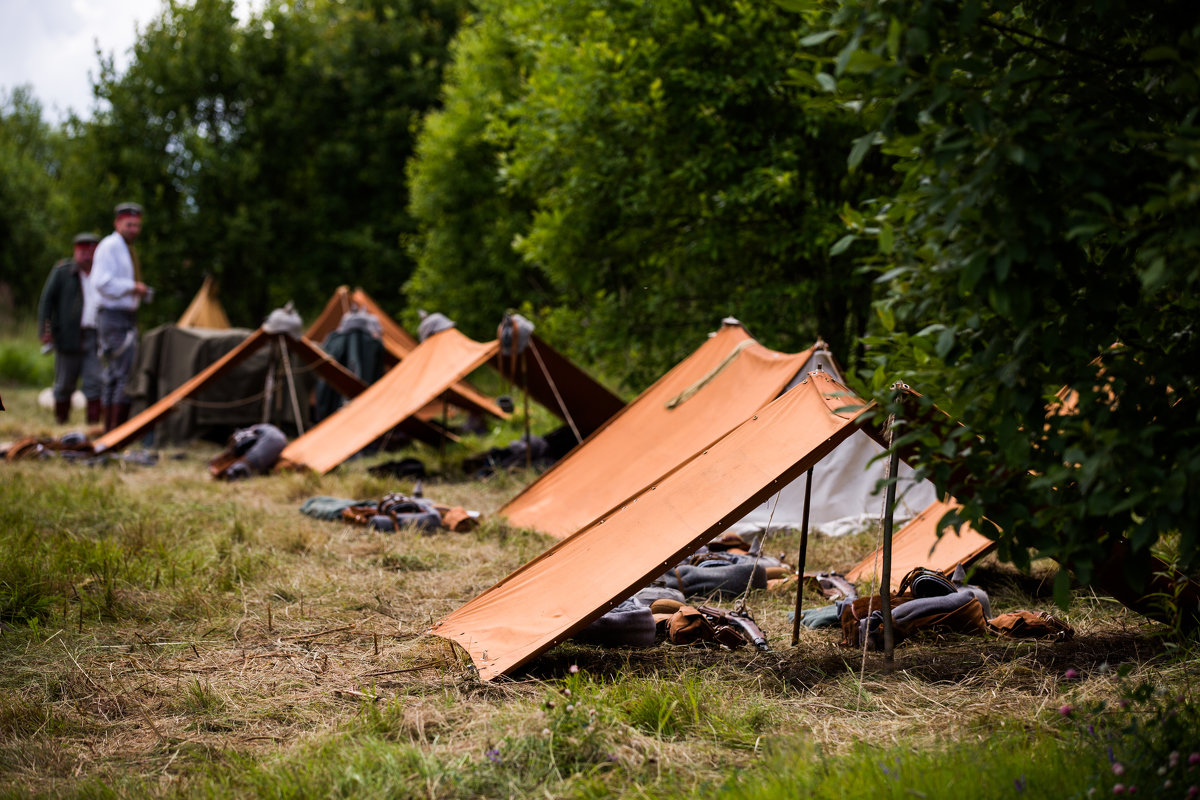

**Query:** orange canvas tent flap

left=177, top=275, right=231, bottom=329
left=431, top=371, right=870, bottom=680
left=279, top=327, right=501, bottom=474
left=843, top=499, right=996, bottom=586
left=492, top=330, right=624, bottom=441
left=92, top=330, right=368, bottom=454
left=306, top=286, right=419, bottom=358
left=305, top=287, right=505, bottom=421
left=500, top=322, right=814, bottom=538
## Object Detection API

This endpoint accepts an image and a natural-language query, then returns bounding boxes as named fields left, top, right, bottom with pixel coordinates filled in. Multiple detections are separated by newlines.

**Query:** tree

left=79, top=0, right=468, bottom=327
left=403, top=13, right=540, bottom=339
left=408, top=0, right=890, bottom=387
left=0, top=87, right=72, bottom=317
left=806, top=0, right=1200, bottom=599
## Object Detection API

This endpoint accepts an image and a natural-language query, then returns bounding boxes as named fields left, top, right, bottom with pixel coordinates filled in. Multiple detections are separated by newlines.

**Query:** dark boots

left=106, top=402, right=131, bottom=432
left=54, top=399, right=71, bottom=424
left=86, top=398, right=102, bottom=425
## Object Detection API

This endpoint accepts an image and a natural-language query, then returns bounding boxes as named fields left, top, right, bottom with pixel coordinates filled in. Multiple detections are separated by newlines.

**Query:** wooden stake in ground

left=880, top=404, right=902, bottom=666
left=791, top=468, right=814, bottom=646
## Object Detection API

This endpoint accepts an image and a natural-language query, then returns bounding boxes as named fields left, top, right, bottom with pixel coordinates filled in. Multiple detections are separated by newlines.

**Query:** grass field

left=1, top=371, right=1198, bottom=799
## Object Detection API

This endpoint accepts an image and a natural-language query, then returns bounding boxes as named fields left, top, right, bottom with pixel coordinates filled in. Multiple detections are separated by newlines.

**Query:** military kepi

left=114, top=202, right=144, bottom=217
left=73, top=232, right=101, bottom=245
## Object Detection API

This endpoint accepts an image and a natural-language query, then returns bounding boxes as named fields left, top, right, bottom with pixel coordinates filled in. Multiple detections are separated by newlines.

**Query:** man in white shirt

left=36, top=232, right=103, bottom=424
left=92, top=202, right=150, bottom=431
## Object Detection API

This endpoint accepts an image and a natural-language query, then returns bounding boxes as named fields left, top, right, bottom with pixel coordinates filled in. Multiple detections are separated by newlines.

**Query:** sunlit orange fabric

left=280, top=328, right=500, bottom=474
left=844, top=499, right=995, bottom=586
left=177, top=276, right=231, bottom=329
left=500, top=323, right=814, bottom=538
left=306, top=286, right=419, bottom=358
left=305, top=287, right=504, bottom=420
left=431, top=371, right=869, bottom=680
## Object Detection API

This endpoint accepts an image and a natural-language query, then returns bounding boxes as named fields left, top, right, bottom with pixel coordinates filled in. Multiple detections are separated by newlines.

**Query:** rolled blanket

left=632, top=586, right=686, bottom=606
left=573, top=598, right=657, bottom=648
left=857, top=591, right=987, bottom=649
left=300, top=496, right=372, bottom=521
left=659, top=559, right=767, bottom=599
left=797, top=604, right=842, bottom=629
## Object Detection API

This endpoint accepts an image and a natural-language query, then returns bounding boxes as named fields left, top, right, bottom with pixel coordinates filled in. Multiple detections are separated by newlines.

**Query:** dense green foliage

left=789, top=0, right=1200, bottom=595
left=0, top=88, right=74, bottom=314
left=11, top=0, right=468, bottom=329
left=407, top=0, right=885, bottom=385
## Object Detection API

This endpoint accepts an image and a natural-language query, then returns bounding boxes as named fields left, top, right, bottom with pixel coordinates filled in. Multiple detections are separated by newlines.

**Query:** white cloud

left=0, top=0, right=260, bottom=123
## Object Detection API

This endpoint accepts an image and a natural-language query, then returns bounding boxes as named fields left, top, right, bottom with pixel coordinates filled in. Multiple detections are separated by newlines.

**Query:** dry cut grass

left=0, top=383, right=1196, bottom=798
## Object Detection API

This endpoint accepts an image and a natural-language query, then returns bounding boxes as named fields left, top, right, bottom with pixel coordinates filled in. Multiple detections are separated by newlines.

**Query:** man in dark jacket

left=37, top=232, right=103, bottom=424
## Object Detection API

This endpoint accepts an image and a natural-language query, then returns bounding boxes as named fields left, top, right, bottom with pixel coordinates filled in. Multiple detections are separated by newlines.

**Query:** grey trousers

left=97, top=308, right=138, bottom=406
left=53, top=328, right=102, bottom=402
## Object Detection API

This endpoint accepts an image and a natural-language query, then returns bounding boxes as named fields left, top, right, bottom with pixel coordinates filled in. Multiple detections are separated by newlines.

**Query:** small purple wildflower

left=568, top=664, right=580, bottom=674
left=1064, top=668, right=1079, bottom=680
left=1113, top=763, right=1126, bottom=777
left=1112, top=784, right=1125, bottom=795
left=1014, top=775, right=1027, bottom=792
left=485, top=747, right=502, bottom=764
left=1191, top=753, right=1200, bottom=766
left=1118, top=699, right=1131, bottom=709
left=1169, top=752, right=1180, bottom=768
left=1108, top=746, right=1116, bottom=764
left=1059, top=704, right=1073, bottom=716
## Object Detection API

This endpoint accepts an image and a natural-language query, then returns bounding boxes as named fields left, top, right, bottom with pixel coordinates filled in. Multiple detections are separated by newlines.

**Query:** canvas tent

left=92, top=325, right=374, bottom=454
left=843, top=499, right=995, bottom=587
left=431, top=370, right=880, bottom=680
left=492, top=313, right=625, bottom=442
left=500, top=321, right=814, bottom=538
left=727, top=345, right=937, bottom=536
left=122, top=324, right=272, bottom=445
left=500, top=321, right=935, bottom=539
left=277, top=325, right=503, bottom=474
left=177, top=276, right=231, bottom=329
left=306, top=287, right=505, bottom=421
left=306, top=285, right=419, bottom=357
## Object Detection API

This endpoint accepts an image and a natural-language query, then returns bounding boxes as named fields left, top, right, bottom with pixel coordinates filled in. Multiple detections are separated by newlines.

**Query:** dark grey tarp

left=128, top=325, right=313, bottom=444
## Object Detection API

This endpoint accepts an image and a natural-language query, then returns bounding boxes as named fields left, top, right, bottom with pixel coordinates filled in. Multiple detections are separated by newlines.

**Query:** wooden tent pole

left=791, top=468, right=815, bottom=646
left=261, top=340, right=277, bottom=424
left=523, top=350, right=531, bottom=469
left=440, top=395, right=448, bottom=457
left=880, top=421, right=901, bottom=664
left=279, top=336, right=305, bottom=436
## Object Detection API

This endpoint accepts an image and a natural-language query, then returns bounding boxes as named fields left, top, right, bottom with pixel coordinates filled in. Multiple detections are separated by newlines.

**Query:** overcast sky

left=1, top=0, right=258, bottom=123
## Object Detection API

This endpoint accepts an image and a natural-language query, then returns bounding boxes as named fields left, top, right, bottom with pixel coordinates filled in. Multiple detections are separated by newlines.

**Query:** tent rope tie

left=176, top=391, right=270, bottom=410
left=173, top=355, right=334, bottom=410
left=664, top=339, right=755, bottom=410
left=857, top=412, right=896, bottom=710
left=528, top=339, right=583, bottom=444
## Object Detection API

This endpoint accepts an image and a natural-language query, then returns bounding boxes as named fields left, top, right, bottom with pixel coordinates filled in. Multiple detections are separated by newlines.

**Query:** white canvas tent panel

left=728, top=348, right=939, bottom=536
